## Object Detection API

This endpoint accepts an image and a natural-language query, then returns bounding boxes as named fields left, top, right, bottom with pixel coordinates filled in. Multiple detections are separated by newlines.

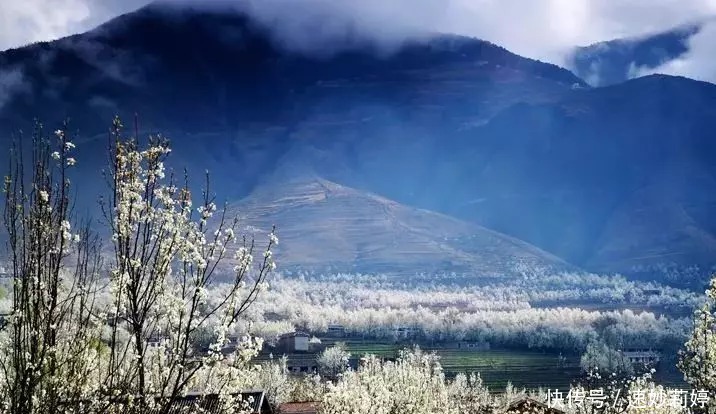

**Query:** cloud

left=154, top=0, right=716, bottom=63
left=633, top=20, right=716, bottom=83
left=152, top=0, right=445, bottom=55
left=244, top=0, right=439, bottom=54
left=1, top=0, right=715, bottom=78
left=0, top=0, right=146, bottom=51
left=155, top=0, right=716, bottom=70
left=429, top=0, right=716, bottom=66
left=0, top=67, right=28, bottom=110
left=0, top=0, right=89, bottom=51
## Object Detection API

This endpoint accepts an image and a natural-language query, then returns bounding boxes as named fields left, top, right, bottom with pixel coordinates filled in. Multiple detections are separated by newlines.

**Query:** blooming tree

left=678, top=273, right=716, bottom=412
left=96, top=117, right=279, bottom=411
left=580, top=341, right=633, bottom=377
left=0, top=125, right=103, bottom=414
left=562, top=370, right=690, bottom=414
left=321, top=348, right=456, bottom=414
left=448, top=373, right=494, bottom=414
left=0, top=118, right=280, bottom=413
left=317, top=343, right=351, bottom=380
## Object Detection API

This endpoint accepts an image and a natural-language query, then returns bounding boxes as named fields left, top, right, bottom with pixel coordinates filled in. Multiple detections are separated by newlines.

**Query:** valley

left=0, top=1, right=715, bottom=412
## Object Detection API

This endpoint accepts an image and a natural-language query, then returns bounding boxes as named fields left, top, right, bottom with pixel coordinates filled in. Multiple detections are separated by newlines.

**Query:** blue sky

left=1, top=0, right=715, bottom=81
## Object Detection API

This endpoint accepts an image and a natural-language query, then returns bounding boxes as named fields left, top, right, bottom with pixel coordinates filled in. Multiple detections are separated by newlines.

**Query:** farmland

left=256, top=338, right=687, bottom=391
left=249, top=273, right=695, bottom=391
left=343, top=341, right=581, bottom=391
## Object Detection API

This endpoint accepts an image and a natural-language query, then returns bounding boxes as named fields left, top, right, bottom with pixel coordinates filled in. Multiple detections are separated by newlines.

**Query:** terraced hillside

left=222, top=176, right=568, bottom=277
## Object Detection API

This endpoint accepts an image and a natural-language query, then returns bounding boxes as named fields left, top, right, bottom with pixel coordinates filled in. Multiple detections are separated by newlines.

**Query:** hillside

left=433, top=75, right=716, bottom=278
left=222, top=176, right=568, bottom=277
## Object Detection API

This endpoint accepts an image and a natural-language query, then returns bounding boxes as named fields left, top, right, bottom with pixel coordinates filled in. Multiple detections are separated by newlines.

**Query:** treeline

left=206, top=274, right=694, bottom=353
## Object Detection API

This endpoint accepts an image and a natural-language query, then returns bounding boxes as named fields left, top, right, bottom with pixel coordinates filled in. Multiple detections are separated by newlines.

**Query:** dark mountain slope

left=569, top=23, right=702, bottom=86
left=0, top=2, right=585, bottom=134
left=0, top=2, right=586, bottom=207
left=428, top=75, right=716, bottom=279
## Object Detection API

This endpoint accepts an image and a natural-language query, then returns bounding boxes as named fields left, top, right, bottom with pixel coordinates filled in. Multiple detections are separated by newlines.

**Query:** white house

left=623, top=348, right=661, bottom=365
left=278, top=332, right=310, bottom=353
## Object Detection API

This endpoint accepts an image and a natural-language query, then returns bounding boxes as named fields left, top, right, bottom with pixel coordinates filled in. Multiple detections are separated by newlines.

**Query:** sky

left=1, top=0, right=715, bottom=81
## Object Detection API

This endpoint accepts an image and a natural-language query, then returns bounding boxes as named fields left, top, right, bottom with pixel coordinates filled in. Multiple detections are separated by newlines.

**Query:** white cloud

left=424, top=0, right=716, bottom=65
left=633, top=20, right=716, bottom=83
left=161, top=0, right=716, bottom=72
left=231, top=0, right=445, bottom=54
left=1, top=0, right=715, bottom=79
left=0, top=0, right=146, bottom=51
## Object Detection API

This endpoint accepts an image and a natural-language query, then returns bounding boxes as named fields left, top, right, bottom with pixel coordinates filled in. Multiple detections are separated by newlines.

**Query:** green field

left=347, top=342, right=687, bottom=389
left=326, top=340, right=582, bottom=391
left=257, top=339, right=685, bottom=392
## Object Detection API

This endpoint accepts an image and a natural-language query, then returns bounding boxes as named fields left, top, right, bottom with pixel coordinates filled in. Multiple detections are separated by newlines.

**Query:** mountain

left=222, top=176, right=567, bottom=277
left=282, top=74, right=716, bottom=283
left=569, top=23, right=702, bottom=86
left=0, top=1, right=585, bottom=204
left=433, top=75, right=716, bottom=280
left=1, top=2, right=716, bottom=283
left=0, top=1, right=584, bottom=135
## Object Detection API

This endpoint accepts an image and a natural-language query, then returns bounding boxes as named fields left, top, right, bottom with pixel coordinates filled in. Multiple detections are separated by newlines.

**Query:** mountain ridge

left=1, top=3, right=716, bottom=283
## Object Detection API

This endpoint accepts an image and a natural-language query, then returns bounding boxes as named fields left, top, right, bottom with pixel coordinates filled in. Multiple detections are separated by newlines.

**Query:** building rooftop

left=279, top=331, right=311, bottom=339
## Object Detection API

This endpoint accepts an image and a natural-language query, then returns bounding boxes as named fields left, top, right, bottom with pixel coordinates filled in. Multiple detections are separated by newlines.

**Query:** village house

left=286, top=360, right=319, bottom=374
left=622, top=348, right=661, bottom=365
left=277, top=331, right=311, bottom=353
left=146, top=334, right=167, bottom=348
left=393, top=325, right=421, bottom=339
left=326, top=324, right=346, bottom=337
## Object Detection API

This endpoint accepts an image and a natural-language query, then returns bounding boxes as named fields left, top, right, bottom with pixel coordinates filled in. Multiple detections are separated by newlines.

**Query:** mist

left=0, top=67, right=27, bottom=111
left=634, top=20, right=716, bottom=83
left=2, top=0, right=715, bottom=69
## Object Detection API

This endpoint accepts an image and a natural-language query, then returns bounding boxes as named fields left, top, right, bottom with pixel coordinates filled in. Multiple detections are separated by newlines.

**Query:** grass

left=258, top=339, right=687, bottom=392
left=339, top=340, right=581, bottom=391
